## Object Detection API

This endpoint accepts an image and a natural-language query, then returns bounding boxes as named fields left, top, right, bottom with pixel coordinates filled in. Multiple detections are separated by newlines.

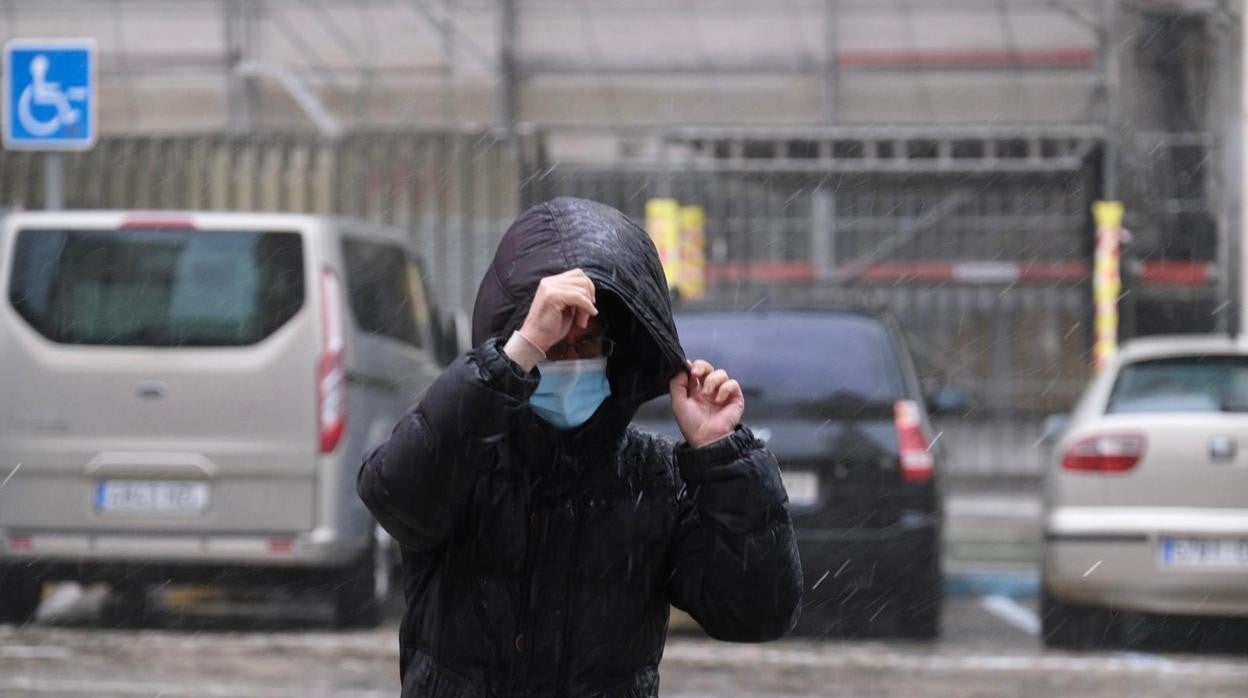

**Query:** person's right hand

left=518, top=269, right=598, bottom=352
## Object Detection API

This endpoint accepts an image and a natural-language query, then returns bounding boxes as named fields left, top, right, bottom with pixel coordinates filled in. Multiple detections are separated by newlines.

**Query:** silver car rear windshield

left=1106, top=356, right=1248, bottom=414
left=7, top=228, right=305, bottom=347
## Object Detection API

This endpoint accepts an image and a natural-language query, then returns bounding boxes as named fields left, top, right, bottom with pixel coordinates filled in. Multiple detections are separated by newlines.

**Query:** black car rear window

left=7, top=228, right=305, bottom=347
left=673, top=311, right=908, bottom=408
left=1107, top=356, right=1248, bottom=414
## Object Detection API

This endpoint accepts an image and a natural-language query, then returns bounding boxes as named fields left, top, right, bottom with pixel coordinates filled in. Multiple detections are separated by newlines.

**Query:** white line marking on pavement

left=0, top=677, right=393, bottom=698
left=0, top=646, right=71, bottom=659
left=34, top=583, right=87, bottom=621
left=1111, top=651, right=1167, bottom=668
left=4, top=626, right=399, bottom=657
left=980, top=594, right=1041, bottom=636
left=661, top=641, right=1248, bottom=678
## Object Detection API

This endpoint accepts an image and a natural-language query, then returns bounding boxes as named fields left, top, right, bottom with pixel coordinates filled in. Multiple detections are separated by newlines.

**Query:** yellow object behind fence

left=678, top=205, right=707, bottom=301
left=645, top=198, right=681, bottom=289
left=1092, top=201, right=1124, bottom=371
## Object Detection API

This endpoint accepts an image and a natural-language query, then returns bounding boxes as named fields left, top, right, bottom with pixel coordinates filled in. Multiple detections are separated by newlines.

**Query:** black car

left=635, top=306, right=949, bottom=638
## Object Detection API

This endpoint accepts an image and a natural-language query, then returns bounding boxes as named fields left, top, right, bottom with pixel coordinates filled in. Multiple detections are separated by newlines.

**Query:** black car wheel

left=1041, top=587, right=1115, bottom=650
left=790, top=594, right=849, bottom=638
left=333, top=538, right=384, bottom=629
left=101, top=583, right=152, bottom=628
left=897, top=584, right=942, bottom=639
left=0, top=569, right=43, bottom=625
left=896, top=554, right=943, bottom=639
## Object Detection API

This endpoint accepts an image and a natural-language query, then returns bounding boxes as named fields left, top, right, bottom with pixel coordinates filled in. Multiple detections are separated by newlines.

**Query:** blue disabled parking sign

left=3, top=39, right=97, bottom=151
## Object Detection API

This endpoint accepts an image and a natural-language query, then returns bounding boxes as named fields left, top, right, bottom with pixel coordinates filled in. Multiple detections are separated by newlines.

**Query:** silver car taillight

left=1062, top=433, right=1146, bottom=473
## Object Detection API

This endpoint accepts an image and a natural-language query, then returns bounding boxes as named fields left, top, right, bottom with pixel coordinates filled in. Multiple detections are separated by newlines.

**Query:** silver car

left=1041, top=335, right=1248, bottom=648
left=0, top=211, right=446, bottom=627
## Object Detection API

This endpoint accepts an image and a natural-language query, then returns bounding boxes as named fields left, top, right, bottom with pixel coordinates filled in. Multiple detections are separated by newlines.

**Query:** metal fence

left=530, top=127, right=1103, bottom=480
left=0, top=130, right=532, bottom=311
left=0, top=125, right=1101, bottom=479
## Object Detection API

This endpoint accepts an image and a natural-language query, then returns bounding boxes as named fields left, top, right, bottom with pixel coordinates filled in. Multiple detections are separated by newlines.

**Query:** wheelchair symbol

left=18, top=54, right=88, bottom=137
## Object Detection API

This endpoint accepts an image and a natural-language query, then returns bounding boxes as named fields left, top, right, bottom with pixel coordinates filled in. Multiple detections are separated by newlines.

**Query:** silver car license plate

left=96, top=480, right=210, bottom=515
left=781, top=471, right=818, bottom=507
left=1160, top=536, right=1248, bottom=568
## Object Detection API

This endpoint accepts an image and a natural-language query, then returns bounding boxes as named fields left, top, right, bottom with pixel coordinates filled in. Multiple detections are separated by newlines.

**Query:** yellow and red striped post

left=1092, top=201, right=1124, bottom=371
left=645, top=198, right=681, bottom=290
left=678, top=205, right=707, bottom=301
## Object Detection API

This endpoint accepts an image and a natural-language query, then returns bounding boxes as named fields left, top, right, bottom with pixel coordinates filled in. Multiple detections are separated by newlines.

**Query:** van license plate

left=1160, top=537, right=1248, bottom=568
left=96, top=481, right=210, bottom=515
left=781, top=471, right=818, bottom=507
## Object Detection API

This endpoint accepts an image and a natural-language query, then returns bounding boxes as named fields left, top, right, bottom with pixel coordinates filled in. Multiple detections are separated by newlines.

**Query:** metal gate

left=529, top=126, right=1105, bottom=479
left=0, top=125, right=1103, bottom=479
left=0, top=129, right=532, bottom=311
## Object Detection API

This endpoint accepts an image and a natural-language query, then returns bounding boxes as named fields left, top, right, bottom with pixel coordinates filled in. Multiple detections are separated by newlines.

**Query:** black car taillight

left=894, top=400, right=934, bottom=483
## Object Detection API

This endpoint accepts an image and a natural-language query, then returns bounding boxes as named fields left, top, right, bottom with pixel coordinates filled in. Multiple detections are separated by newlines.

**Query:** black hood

left=472, top=197, right=687, bottom=415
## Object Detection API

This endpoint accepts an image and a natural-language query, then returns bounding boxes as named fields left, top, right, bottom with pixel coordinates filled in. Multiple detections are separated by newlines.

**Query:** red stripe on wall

left=706, top=263, right=818, bottom=283
left=705, top=260, right=1213, bottom=287
left=1136, top=260, right=1213, bottom=286
left=837, top=48, right=1096, bottom=70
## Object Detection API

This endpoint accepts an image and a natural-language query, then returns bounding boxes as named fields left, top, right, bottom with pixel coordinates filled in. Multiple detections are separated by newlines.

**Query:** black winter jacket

left=358, top=198, right=802, bottom=698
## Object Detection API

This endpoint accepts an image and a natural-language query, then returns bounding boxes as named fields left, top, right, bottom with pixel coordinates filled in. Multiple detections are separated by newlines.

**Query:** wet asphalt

left=1, top=584, right=1246, bottom=697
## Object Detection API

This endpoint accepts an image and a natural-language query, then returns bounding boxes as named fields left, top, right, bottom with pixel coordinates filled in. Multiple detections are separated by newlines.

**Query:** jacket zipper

left=508, top=446, right=555, bottom=693
left=554, top=475, right=585, bottom=698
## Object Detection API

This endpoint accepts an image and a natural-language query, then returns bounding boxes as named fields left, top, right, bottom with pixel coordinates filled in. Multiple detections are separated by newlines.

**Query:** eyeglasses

left=546, top=336, right=615, bottom=360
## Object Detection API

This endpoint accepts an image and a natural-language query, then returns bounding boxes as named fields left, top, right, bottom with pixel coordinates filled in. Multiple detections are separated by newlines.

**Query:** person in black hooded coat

left=357, top=197, right=802, bottom=698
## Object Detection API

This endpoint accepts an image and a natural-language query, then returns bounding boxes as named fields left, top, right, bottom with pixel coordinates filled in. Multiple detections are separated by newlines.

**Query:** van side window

left=406, top=260, right=433, bottom=332
left=341, top=239, right=422, bottom=348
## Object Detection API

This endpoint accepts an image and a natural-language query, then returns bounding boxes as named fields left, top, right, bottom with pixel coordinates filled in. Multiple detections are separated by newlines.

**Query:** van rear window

left=7, top=228, right=305, bottom=347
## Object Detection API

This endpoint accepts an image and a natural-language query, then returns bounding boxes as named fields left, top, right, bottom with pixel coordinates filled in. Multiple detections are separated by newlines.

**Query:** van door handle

left=347, top=371, right=399, bottom=394
left=85, top=452, right=217, bottom=479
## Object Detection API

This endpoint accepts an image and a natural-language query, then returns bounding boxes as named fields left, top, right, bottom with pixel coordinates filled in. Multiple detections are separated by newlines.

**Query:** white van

left=0, top=211, right=448, bottom=627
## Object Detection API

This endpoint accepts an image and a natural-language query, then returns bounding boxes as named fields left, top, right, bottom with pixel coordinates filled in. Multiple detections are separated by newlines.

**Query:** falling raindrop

left=0, top=463, right=21, bottom=489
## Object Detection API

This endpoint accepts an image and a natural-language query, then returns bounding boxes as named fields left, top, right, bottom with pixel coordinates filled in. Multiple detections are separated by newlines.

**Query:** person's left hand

left=670, top=359, right=745, bottom=449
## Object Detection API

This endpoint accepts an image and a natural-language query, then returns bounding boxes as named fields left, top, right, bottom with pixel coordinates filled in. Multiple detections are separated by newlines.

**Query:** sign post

left=679, top=205, right=707, bottom=301
left=3, top=38, right=98, bottom=209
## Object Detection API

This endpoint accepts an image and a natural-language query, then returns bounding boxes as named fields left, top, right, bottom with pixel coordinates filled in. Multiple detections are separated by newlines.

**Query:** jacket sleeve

left=356, top=339, right=538, bottom=553
left=665, top=426, right=803, bottom=641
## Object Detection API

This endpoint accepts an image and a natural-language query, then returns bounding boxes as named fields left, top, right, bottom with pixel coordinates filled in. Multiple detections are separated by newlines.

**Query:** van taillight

left=894, top=400, right=934, bottom=483
left=1062, top=433, right=1145, bottom=473
left=318, top=268, right=347, bottom=454
left=119, top=217, right=196, bottom=230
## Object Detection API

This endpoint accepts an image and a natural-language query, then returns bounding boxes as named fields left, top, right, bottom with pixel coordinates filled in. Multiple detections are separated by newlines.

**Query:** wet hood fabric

left=472, top=197, right=687, bottom=412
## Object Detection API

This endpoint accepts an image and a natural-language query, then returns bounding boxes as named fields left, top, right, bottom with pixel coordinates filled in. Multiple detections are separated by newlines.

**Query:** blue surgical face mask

left=530, top=358, right=611, bottom=430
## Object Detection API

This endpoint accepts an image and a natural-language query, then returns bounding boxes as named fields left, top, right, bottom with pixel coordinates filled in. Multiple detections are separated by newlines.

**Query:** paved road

left=1, top=586, right=1246, bottom=697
